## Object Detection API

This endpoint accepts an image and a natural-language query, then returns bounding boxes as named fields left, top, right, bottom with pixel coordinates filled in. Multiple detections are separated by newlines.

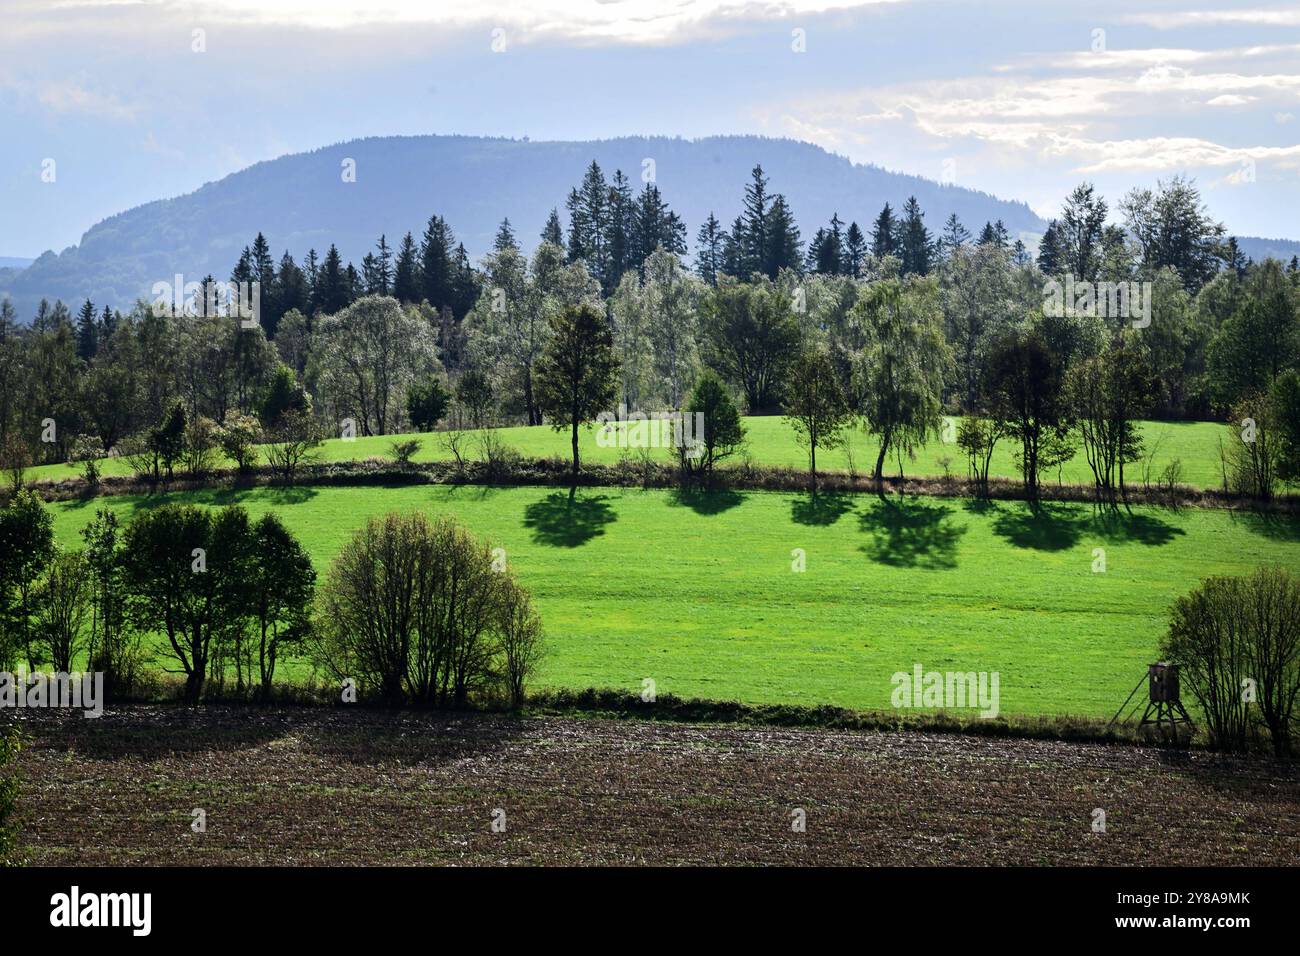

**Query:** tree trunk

left=571, top=418, right=580, bottom=476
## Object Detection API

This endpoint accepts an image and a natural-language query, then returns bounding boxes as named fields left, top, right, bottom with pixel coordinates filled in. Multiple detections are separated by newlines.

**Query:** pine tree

left=75, top=299, right=98, bottom=361
left=251, top=232, right=275, bottom=293
left=566, top=161, right=609, bottom=281
left=940, top=214, right=971, bottom=260
left=374, top=235, right=393, bottom=295
left=315, top=245, right=350, bottom=315
left=871, top=203, right=897, bottom=260
left=695, top=213, right=725, bottom=285
left=764, top=196, right=802, bottom=277
left=421, top=215, right=455, bottom=308
left=630, top=182, right=686, bottom=272
left=99, top=304, right=117, bottom=342
left=274, top=251, right=308, bottom=329
left=809, top=213, right=845, bottom=275
left=978, top=219, right=1009, bottom=249
left=604, top=170, right=634, bottom=289
left=494, top=217, right=518, bottom=254
left=303, top=249, right=319, bottom=313
left=845, top=221, right=867, bottom=277
left=450, top=243, right=480, bottom=322
left=541, top=208, right=564, bottom=246
left=722, top=216, right=746, bottom=278
left=898, top=196, right=934, bottom=276
left=393, top=232, right=421, bottom=303
left=1036, top=221, right=1065, bottom=275
left=740, top=164, right=771, bottom=277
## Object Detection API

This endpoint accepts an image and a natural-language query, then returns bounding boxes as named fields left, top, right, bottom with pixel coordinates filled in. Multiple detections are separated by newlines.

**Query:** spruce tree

left=871, top=203, right=897, bottom=260
left=75, top=299, right=98, bottom=361
left=421, top=215, right=454, bottom=308
left=695, top=213, right=725, bottom=285
left=898, top=196, right=934, bottom=276
left=845, top=221, right=867, bottom=277
left=393, top=233, right=421, bottom=303
left=541, top=208, right=564, bottom=246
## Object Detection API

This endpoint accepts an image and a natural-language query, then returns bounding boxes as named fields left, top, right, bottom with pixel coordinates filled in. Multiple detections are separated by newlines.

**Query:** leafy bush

left=313, top=511, right=543, bottom=708
left=1163, top=566, right=1300, bottom=756
left=387, top=438, right=422, bottom=464
left=67, top=434, right=105, bottom=485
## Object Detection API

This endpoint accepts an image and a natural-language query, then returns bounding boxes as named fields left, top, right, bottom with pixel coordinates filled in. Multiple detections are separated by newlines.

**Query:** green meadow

left=46, top=483, right=1299, bottom=718
left=30, top=416, right=1234, bottom=491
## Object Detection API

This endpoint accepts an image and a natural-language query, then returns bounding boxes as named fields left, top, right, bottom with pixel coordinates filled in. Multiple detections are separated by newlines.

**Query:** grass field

left=29, top=416, right=1235, bottom=491
left=46, top=483, right=1300, bottom=718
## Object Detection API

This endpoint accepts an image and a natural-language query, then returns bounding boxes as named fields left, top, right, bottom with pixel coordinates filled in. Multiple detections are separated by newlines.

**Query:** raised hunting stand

left=1108, top=663, right=1194, bottom=746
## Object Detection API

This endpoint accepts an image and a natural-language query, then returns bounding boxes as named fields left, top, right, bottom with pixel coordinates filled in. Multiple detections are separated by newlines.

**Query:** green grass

left=46, top=483, right=1300, bottom=718
left=30, top=416, right=1233, bottom=490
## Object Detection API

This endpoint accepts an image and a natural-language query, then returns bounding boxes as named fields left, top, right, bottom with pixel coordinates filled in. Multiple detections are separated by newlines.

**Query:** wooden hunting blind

left=1148, top=662, right=1178, bottom=702
left=1108, top=662, right=1194, bottom=745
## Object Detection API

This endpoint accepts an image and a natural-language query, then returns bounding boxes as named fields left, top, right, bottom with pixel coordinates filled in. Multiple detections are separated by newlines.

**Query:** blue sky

left=2, top=0, right=1298, bottom=258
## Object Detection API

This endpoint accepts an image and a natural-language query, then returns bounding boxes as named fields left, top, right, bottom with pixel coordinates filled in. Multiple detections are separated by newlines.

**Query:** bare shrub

left=313, top=511, right=542, bottom=708
left=1163, top=566, right=1300, bottom=755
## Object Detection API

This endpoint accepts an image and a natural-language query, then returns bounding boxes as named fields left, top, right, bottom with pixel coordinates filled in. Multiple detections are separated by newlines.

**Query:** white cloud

left=34, top=0, right=909, bottom=45
left=1207, top=94, right=1256, bottom=106
left=35, top=78, right=139, bottom=120
left=1124, top=8, right=1300, bottom=29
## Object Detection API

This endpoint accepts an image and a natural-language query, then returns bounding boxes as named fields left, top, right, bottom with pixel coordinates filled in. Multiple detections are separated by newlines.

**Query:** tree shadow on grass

left=1234, top=510, right=1300, bottom=543
left=209, top=485, right=319, bottom=507
left=1092, top=510, right=1185, bottom=547
left=667, top=486, right=744, bottom=516
left=989, top=501, right=1185, bottom=551
left=791, top=491, right=854, bottom=526
left=523, top=486, right=617, bottom=547
left=859, top=496, right=965, bottom=570
left=990, top=502, right=1087, bottom=551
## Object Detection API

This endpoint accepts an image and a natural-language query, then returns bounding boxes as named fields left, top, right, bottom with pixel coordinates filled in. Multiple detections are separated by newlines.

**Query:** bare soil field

left=9, top=706, right=1299, bottom=866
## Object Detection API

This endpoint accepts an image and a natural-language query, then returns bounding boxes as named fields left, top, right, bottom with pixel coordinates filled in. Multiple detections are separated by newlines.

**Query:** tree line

left=0, top=493, right=542, bottom=708
left=1, top=166, right=1298, bottom=504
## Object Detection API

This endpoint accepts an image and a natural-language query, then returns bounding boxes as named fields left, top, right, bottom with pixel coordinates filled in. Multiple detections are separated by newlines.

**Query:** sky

left=1, top=0, right=1298, bottom=258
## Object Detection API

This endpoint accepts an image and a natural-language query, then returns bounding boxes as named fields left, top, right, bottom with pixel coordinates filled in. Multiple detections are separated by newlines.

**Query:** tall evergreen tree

left=373, top=235, right=393, bottom=296
left=315, top=245, right=351, bottom=315
left=566, top=161, right=609, bottom=282
left=421, top=215, right=455, bottom=308
left=604, top=170, right=635, bottom=289
left=75, top=299, right=98, bottom=361
left=764, top=195, right=802, bottom=278
left=845, top=221, right=867, bottom=277
left=494, top=217, right=518, bottom=254
left=541, top=208, right=564, bottom=246
left=393, top=232, right=421, bottom=304
left=898, top=196, right=935, bottom=276
left=695, top=213, right=725, bottom=285
left=740, top=164, right=771, bottom=277
left=274, top=251, right=308, bottom=332
left=1036, top=221, right=1066, bottom=275
left=940, top=214, right=971, bottom=260
left=871, top=203, right=897, bottom=260
left=630, top=182, right=686, bottom=272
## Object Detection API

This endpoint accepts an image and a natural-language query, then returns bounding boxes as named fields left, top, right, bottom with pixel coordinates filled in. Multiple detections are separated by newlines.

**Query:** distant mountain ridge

left=0, top=134, right=1046, bottom=318
left=2, top=133, right=1295, bottom=320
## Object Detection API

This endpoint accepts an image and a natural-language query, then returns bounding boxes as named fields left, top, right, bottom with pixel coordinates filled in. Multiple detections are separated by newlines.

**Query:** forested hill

left=0, top=134, right=1046, bottom=317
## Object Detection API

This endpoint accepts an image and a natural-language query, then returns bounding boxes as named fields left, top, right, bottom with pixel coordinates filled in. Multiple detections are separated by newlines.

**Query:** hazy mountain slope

left=1235, top=235, right=1300, bottom=264
left=0, top=134, right=1046, bottom=317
